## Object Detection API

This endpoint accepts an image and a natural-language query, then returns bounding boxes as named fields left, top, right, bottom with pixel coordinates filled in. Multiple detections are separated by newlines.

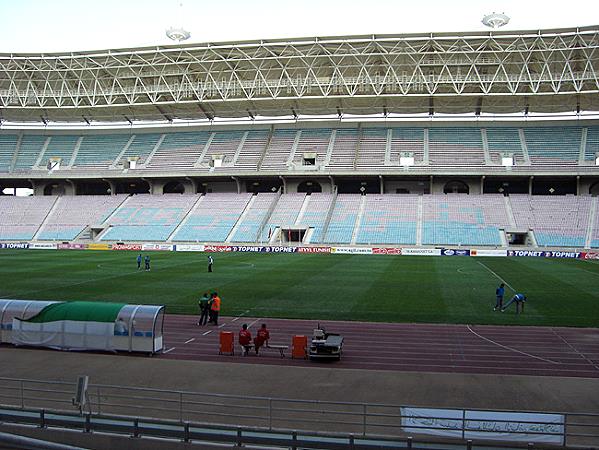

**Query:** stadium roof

left=1, top=25, right=598, bottom=124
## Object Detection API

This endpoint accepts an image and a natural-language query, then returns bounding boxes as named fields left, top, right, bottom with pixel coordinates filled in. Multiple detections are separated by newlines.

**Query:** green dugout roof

left=23, top=301, right=126, bottom=323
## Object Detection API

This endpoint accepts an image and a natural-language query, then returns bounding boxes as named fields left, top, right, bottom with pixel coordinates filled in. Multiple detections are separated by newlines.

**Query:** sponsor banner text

left=401, top=407, right=563, bottom=445
left=508, top=250, right=582, bottom=259
left=401, top=248, right=442, bottom=256
left=298, top=247, right=331, bottom=253
left=175, top=244, right=205, bottom=252
left=0, top=242, right=30, bottom=249
left=57, top=243, right=87, bottom=250
left=470, top=249, right=507, bottom=257
left=112, top=244, right=143, bottom=251
left=142, top=243, right=174, bottom=251
left=372, top=247, right=402, bottom=255
left=330, top=247, right=373, bottom=255
left=441, top=248, right=471, bottom=256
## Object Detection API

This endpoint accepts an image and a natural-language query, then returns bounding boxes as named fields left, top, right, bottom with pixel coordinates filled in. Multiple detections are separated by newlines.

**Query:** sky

left=0, top=0, right=598, bottom=53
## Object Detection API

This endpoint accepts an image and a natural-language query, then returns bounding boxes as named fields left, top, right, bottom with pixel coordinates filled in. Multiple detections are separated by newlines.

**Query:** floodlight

left=482, top=12, right=510, bottom=29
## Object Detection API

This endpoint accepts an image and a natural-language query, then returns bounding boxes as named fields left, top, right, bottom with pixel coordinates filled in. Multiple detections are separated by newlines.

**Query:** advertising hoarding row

left=0, top=241, right=595, bottom=260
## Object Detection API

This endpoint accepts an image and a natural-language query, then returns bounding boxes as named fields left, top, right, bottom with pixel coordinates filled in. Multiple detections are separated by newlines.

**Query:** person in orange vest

left=239, top=324, right=252, bottom=356
left=210, top=291, right=221, bottom=325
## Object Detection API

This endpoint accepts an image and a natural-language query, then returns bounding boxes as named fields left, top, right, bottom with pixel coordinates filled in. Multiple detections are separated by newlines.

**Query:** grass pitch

left=1, top=250, right=598, bottom=327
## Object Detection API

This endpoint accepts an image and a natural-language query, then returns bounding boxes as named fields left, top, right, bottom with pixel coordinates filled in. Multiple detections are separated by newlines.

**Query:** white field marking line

left=10, top=269, right=143, bottom=297
left=163, top=347, right=176, bottom=354
left=232, top=310, right=251, bottom=322
left=246, top=317, right=261, bottom=329
left=466, top=325, right=561, bottom=365
left=9, top=258, right=195, bottom=298
left=184, top=338, right=195, bottom=344
left=475, top=260, right=516, bottom=292
left=550, top=328, right=599, bottom=372
left=576, top=267, right=599, bottom=278
left=202, top=330, right=212, bottom=336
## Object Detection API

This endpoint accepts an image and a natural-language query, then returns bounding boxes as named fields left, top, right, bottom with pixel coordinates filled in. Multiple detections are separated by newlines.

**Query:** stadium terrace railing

left=0, top=377, right=598, bottom=448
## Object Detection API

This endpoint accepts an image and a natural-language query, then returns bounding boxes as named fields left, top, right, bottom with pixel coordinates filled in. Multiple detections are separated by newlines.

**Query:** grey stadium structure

left=2, top=24, right=599, bottom=450
left=1, top=25, right=599, bottom=248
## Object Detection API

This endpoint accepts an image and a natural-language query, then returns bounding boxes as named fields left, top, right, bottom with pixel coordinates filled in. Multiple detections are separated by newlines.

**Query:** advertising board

left=441, top=248, right=471, bottom=256
left=372, top=247, right=402, bottom=255
left=401, top=248, right=441, bottom=256
left=141, top=244, right=174, bottom=251
left=175, top=244, right=205, bottom=252
left=298, top=247, right=331, bottom=253
left=330, top=247, right=373, bottom=255
left=112, top=244, right=143, bottom=251
left=470, top=249, right=507, bottom=257
left=0, top=242, right=30, bottom=249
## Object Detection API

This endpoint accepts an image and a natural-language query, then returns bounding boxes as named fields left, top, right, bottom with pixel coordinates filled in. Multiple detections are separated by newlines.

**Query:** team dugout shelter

left=0, top=299, right=165, bottom=354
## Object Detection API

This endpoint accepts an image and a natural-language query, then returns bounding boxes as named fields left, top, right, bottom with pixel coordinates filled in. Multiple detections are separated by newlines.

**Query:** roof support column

left=529, top=176, right=534, bottom=195
left=279, top=176, right=286, bottom=194
left=231, top=177, right=241, bottom=194
left=186, top=177, right=198, bottom=195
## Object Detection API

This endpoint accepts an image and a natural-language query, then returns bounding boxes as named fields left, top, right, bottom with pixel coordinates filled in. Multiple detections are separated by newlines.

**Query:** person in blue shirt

left=144, top=255, right=151, bottom=271
left=493, top=283, right=505, bottom=311
left=136, top=254, right=142, bottom=270
left=502, top=293, right=526, bottom=314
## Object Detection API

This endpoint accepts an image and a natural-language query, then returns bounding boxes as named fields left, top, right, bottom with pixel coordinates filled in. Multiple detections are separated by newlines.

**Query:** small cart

left=309, top=326, right=343, bottom=361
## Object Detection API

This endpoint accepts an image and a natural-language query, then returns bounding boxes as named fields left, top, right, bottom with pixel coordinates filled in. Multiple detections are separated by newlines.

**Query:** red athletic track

left=159, top=315, right=599, bottom=378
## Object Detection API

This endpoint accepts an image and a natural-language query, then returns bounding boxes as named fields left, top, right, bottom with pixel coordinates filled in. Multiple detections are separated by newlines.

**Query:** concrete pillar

left=279, top=176, right=287, bottom=194
left=528, top=176, right=534, bottom=195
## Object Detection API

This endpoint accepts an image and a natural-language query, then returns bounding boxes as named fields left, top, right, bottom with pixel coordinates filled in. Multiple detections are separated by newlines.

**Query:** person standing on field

left=208, top=255, right=214, bottom=272
left=494, top=283, right=505, bottom=311
left=136, top=253, right=142, bottom=270
left=210, top=291, right=221, bottom=325
left=198, top=292, right=210, bottom=326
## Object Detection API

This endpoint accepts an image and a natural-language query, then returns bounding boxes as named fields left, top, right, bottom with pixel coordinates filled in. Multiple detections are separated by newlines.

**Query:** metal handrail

left=0, top=405, right=547, bottom=450
left=1, top=376, right=598, bottom=447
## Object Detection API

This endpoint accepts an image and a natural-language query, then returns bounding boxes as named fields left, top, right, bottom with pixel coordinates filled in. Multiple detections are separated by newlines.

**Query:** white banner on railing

left=175, top=244, right=205, bottom=252
left=401, top=248, right=442, bottom=256
left=28, top=243, right=58, bottom=250
left=401, top=407, right=564, bottom=445
left=142, top=243, right=174, bottom=251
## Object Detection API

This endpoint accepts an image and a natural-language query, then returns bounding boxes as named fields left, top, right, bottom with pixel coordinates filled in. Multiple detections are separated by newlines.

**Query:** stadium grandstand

left=1, top=25, right=599, bottom=248
left=2, top=14, right=599, bottom=450
left=0, top=27, right=599, bottom=248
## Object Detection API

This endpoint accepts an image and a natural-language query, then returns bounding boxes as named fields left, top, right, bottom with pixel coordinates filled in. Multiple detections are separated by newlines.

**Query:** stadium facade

left=1, top=25, right=599, bottom=249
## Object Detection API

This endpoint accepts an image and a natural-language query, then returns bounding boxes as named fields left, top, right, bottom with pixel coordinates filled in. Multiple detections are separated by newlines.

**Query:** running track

left=159, top=315, right=599, bottom=378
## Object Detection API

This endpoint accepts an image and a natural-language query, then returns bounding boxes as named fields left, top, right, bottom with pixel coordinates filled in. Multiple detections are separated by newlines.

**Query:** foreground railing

left=0, top=376, right=598, bottom=448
